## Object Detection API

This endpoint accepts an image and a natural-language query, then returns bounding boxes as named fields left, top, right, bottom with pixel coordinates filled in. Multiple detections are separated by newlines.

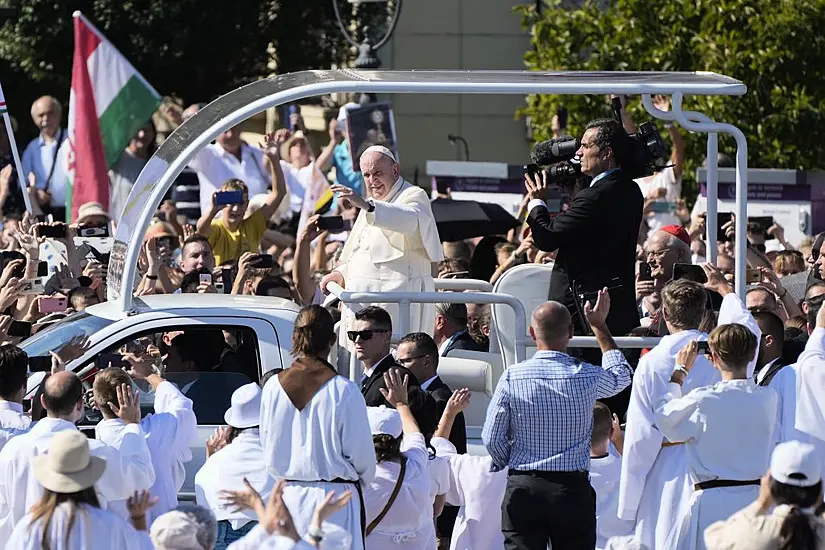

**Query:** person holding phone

left=637, top=225, right=692, bottom=322
left=196, top=132, right=288, bottom=266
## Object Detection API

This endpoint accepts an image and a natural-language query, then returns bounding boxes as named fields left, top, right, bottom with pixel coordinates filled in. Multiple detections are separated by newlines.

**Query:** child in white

left=590, top=403, right=634, bottom=550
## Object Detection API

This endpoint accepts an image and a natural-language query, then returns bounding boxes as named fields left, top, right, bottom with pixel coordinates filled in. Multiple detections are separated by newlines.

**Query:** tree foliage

left=0, top=0, right=348, bottom=141
left=518, top=0, right=825, bottom=197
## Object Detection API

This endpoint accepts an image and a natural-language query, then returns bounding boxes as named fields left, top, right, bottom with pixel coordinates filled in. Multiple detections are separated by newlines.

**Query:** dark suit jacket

left=526, top=169, right=643, bottom=336
left=442, top=330, right=488, bottom=356
left=361, top=355, right=422, bottom=407
left=758, top=357, right=788, bottom=387
left=426, top=376, right=467, bottom=453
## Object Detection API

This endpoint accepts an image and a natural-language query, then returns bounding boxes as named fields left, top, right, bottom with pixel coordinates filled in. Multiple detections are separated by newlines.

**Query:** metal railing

left=434, top=278, right=493, bottom=292
left=326, top=282, right=527, bottom=381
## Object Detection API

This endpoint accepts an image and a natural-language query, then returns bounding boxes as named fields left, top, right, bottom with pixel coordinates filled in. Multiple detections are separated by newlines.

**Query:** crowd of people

left=0, top=88, right=822, bottom=550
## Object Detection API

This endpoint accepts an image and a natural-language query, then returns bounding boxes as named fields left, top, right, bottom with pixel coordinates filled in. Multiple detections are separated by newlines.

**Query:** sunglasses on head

left=346, top=329, right=389, bottom=342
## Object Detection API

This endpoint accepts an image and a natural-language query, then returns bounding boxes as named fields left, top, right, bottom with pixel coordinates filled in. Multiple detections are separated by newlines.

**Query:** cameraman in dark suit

left=525, top=119, right=643, bottom=337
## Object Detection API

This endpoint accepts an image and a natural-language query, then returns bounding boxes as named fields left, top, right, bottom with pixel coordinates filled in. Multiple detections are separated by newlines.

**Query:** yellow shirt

left=208, top=210, right=267, bottom=265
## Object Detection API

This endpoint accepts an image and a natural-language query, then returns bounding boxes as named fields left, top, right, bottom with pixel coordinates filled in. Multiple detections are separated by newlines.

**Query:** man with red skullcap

left=637, top=225, right=692, bottom=324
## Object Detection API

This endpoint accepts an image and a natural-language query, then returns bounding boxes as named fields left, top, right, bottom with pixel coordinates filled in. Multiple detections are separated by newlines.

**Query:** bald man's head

left=42, top=371, right=83, bottom=418
left=30, top=96, right=62, bottom=138
left=530, top=301, right=573, bottom=350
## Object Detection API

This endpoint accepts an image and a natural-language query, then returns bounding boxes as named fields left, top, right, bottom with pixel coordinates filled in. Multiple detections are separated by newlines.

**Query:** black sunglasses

left=346, top=329, right=389, bottom=342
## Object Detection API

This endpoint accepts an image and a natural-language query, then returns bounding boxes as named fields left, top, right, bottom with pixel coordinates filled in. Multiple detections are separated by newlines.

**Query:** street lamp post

left=333, top=0, right=403, bottom=104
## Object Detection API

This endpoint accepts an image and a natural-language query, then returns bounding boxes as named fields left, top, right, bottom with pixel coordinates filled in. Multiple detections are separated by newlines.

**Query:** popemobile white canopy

left=108, top=69, right=749, bottom=319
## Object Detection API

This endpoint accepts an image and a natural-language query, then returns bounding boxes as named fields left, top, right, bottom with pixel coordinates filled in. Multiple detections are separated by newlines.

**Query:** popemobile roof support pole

left=641, top=95, right=720, bottom=264
left=666, top=92, right=748, bottom=298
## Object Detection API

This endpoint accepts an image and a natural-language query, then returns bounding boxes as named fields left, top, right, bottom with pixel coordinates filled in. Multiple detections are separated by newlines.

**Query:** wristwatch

left=366, top=199, right=375, bottom=213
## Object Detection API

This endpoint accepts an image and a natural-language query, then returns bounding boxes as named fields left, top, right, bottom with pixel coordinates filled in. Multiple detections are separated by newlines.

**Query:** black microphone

left=531, top=135, right=580, bottom=165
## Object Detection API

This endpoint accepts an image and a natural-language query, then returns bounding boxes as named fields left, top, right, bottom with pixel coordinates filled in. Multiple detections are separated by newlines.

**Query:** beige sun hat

left=33, top=431, right=106, bottom=493
left=75, top=202, right=110, bottom=225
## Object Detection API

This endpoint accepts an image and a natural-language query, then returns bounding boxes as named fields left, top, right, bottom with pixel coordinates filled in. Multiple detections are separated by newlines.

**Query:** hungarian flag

left=67, top=11, right=160, bottom=221
left=0, top=82, right=7, bottom=114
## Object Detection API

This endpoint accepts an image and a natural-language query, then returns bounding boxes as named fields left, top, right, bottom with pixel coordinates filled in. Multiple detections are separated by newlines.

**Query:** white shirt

left=591, top=453, right=634, bottom=550
left=430, top=436, right=507, bottom=550
left=0, top=401, right=31, bottom=452
left=189, top=143, right=271, bottom=215
left=280, top=160, right=309, bottom=214
left=7, top=502, right=153, bottom=550
left=420, top=375, right=439, bottom=391
left=795, top=327, right=825, bottom=442
left=21, top=131, right=70, bottom=208
left=754, top=357, right=779, bottom=385
left=227, top=526, right=315, bottom=550
left=635, top=166, right=682, bottom=235
left=364, top=433, right=435, bottom=549
left=196, top=429, right=275, bottom=530
left=0, top=417, right=155, bottom=541
left=95, top=380, right=196, bottom=524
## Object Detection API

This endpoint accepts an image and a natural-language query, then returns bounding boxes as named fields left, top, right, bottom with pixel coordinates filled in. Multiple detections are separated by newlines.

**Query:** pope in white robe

left=322, top=146, right=444, bottom=338
left=95, top=378, right=197, bottom=524
left=618, top=287, right=759, bottom=550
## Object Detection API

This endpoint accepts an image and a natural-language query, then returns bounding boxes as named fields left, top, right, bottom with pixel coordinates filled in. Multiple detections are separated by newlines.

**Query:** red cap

left=659, top=224, right=691, bottom=246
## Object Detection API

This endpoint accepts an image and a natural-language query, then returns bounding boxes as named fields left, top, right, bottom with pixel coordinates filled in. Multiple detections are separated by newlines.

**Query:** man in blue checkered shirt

left=482, top=287, right=632, bottom=549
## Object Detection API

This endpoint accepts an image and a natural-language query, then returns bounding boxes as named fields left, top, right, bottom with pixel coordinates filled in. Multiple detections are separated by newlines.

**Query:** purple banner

left=700, top=183, right=811, bottom=202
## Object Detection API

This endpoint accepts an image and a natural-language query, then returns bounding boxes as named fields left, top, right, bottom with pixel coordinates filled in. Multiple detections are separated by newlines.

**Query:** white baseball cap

left=224, top=383, right=262, bottom=429
left=367, top=405, right=402, bottom=438
left=770, top=440, right=822, bottom=487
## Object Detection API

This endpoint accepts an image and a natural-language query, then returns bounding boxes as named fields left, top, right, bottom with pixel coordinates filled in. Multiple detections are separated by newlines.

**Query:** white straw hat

left=367, top=405, right=402, bottom=438
left=33, top=431, right=106, bottom=493
left=224, top=383, right=262, bottom=429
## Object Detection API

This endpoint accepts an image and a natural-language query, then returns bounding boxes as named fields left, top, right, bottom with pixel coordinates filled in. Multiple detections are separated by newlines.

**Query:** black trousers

left=502, top=470, right=596, bottom=550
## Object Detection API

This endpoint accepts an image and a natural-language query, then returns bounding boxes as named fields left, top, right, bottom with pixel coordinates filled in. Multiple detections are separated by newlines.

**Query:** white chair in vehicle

left=489, top=262, right=554, bottom=369
left=437, top=355, right=494, bottom=454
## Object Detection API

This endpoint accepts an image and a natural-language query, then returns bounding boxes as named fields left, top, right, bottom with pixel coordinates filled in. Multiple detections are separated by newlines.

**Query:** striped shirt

left=482, top=349, right=632, bottom=472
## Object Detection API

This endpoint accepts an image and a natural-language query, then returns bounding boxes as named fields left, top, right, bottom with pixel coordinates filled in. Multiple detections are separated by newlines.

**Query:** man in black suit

left=434, top=303, right=487, bottom=357
left=397, top=331, right=467, bottom=548
left=525, top=118, right=643, bottom=338
left=752, top=310, right=787, bottom=386
left=351, top=306, right=421, bottom=406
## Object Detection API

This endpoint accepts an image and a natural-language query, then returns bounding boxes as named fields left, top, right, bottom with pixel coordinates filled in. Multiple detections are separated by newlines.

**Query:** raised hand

left=675, top=340, right=699, bottom=375
left=220, top=477, right=265, bottom=515
left=379, top=368, right=409, bottom=407
left=260, top=130, right=289, bottom=159
left=108, top=383, right=141, bottom=425
left=330, top=183, right=369, bottom=211
left=312, top=490, right=353, bottom=526
left=584, top=287, right=611, bottom=330
left=524, top=170, right=550, bottom=201
left=445, top=388, right=471, bottom=416
left=206, top=426, right=230, bottom=458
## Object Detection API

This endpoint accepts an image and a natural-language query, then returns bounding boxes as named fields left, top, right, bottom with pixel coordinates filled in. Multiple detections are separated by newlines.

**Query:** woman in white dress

left=364, top=369, right=438, bottom=549
left=195, top=382, right=275, bottom=550
left=7, top=430, right=154, bottom=550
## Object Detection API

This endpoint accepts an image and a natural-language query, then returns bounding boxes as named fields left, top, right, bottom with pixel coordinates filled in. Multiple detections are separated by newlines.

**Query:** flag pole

left=0, top=111, right=34, bottom=215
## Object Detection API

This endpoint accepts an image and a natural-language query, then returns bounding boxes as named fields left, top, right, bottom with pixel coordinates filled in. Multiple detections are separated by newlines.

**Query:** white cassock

left=591, top=454, right=634, bottom=550
left=95, top=380, right=197, bottom=524
left=431, top=436, right=507, bottom=550
left=228, top=527, right=317, bottom=550
left=618, top=293, right=759, bottom=550
left=260, top=375, right=376, bottom=548
left=364, top=432, right=435, bottom=549
left=0, top=401, right=31, bottom=452
left=0, top=418, right=155, bottom=541
left=655, top=378, right=777, bottom=550
left=795, top=327, right=825, bottom=443
left=196, top=428, right=275, bottom=529
left=336, top=177, right=444, bottom=337
left=7, top=502, right=154, bottom=550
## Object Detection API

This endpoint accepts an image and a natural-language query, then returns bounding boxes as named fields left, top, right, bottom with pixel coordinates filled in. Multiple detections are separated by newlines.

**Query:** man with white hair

left=22, top=95, right=70, bottom=220
left=636, top=225, right=692, bottom=325
left=321, top=146, right=444, bottom=335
